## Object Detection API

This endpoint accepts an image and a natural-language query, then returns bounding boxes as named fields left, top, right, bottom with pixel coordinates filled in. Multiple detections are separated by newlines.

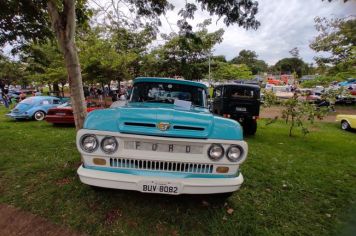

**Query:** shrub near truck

left=76, top=77, right=248, bottom=196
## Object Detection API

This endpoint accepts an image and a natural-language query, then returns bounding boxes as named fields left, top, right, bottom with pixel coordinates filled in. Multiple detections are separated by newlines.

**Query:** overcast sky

left=3, top=0, right=355, bottom=65
left=157, top=0, right=356, bottom=65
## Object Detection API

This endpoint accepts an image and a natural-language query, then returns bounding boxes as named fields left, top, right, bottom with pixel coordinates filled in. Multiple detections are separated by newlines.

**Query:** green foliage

left=310, top=17, right=355, bottom=67
left=273, top=57, right=309, bottom=78
left=301, top=75, right=339, bottom=88
left=212, top=63, right=252, bottom=81
left=20, top=42, right=67, bottom=86
left=78, top=28, right=138, bottom=84
left=280, top=94, right=329, bottom=136
left=261, top=90, right=346, bottom=136
left=0, top=55, right=26, bottom=86
left=141, top=21, right=224, bottom=80
left=301, top=72, right=356, bottom=88
left=0, top=0, right=92, bottom=49
left=230, top=49, right=268, bottom=75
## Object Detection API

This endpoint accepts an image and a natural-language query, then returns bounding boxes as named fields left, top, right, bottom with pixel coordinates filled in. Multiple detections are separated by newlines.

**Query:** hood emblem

left=157, top=122, right=170, bottom=131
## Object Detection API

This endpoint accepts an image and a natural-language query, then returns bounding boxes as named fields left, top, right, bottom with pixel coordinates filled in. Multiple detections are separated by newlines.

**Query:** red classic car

left=46, top=101, right=102, bottom=124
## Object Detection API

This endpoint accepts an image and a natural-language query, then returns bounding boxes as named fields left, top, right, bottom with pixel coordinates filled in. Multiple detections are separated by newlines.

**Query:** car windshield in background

left=58, top=102, right=71, bottom=108
left=130, top=82, right=206, bottom=107
left=230, top=87, right=255, bottom=99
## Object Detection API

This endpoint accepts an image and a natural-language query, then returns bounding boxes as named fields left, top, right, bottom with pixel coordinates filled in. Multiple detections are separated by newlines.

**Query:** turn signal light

left=93, top=158, right=106, bottom=165
left=216, top=166, right=229, bottom=173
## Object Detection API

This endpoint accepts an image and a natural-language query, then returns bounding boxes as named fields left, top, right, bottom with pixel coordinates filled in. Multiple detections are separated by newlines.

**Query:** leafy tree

left=230, top=49, right=268, bottom=74
left=1, top=0, right=261, bottom=129
left=78, top=27, right=143, bottom=91
left=212, top=63, right=252, bottom=81
left=141, top=20, right=224, bottom=80
left=310, top=17, right=355, bottom=77
left=20, top=42, right=67, bottom=95
left=0, top=56, right=26, bottom=86
left=274, top=57, right=309, bottom=78
left=289, top=47, right=300, bottom=58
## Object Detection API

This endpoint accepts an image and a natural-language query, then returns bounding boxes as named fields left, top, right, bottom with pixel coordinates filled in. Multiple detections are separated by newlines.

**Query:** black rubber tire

left=244, top=120, right=257, bottom=135
left=341, top=120, right=351, bottom=131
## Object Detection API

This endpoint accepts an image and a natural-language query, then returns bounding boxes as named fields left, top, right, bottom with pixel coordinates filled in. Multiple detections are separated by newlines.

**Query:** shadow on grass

left=89, top=186, right=229, bottom=206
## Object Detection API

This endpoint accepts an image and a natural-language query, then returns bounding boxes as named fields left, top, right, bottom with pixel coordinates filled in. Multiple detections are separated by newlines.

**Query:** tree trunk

left=47, top=0, right=87, bottom=130
left=48, top=83, right=52, bottom=93
left=53, top=82, right=60, bottom=96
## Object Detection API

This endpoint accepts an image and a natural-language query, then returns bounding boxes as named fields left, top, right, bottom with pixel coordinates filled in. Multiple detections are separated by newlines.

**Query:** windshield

left=57, top=102, right=71, bottom=108
left=230, top=87, right=255, bottom=99
left=130, top=82, right=207, bottom=107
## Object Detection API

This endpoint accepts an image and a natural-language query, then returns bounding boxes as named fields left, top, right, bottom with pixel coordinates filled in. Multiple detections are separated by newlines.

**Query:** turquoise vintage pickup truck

left=76, top=77, right=248, bottom=196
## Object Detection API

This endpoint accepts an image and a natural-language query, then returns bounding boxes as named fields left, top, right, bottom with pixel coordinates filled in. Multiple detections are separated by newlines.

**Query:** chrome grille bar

left=109, top=158, right=213, bottom=174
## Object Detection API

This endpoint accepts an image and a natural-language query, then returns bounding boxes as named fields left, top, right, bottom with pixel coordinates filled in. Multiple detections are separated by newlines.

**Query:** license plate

left=56, top=112, right=66, bottom=116
left=236, top=107, right=246, bottom=111
left=139, top=181, right=181, bottom=195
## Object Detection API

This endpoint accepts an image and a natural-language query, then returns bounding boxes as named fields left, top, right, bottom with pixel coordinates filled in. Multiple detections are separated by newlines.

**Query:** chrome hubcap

left=341, top=121, right=348, bottom=130
left=35, top=112, right=44, bottom=120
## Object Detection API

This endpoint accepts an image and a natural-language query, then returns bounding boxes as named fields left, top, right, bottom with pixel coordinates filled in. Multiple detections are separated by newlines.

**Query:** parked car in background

left=6, top=96, right=65, bottom=121
left=46, top=101, right=102, bottom=125
left=76, top=77, right=248, bottom=197
left=337, top=78, right=356, bottom=87
left=267, top=76, right=284, bottom=86
left=211, top=84, right=260, bottom=135
left=336, top=115, right=356, bottom=131
left=297, top=89, right=322, bottom=103
left=300, top=75, right=316, bottom=83
left=271, top=85, right=294, bottom=100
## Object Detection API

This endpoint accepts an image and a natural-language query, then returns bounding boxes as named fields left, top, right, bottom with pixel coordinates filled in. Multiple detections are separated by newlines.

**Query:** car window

left=130, top=82, right=206, bottom=107
left=53, top=99, right=60, bottom=104
left=230, top=87, right=254, bottom=98
left=41, top=100, right=51, bottom=105
left=214, top=88, right=222, bottom=98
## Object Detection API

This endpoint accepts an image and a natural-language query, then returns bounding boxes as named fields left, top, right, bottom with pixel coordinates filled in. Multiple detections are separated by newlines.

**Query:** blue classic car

left=6, top=96, right=64, bottom=121
left=77, top=77, right=248, bottom=196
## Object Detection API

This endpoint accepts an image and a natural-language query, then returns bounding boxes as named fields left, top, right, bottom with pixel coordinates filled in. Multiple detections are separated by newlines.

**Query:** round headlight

left=80, top=134, right=98, bottom=153
left=207, top=144, right=224, bottom=161
left=101, top=136, right=118, bottom=154
left=226, top=145, right=243, bottom=162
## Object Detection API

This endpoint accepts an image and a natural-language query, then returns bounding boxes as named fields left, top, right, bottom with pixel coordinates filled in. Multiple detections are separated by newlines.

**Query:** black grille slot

left=173, top=125, right=204, bottom=131
left=109, top=158, right=213, bottom=174
left=124, top=122, right=156, bottom=127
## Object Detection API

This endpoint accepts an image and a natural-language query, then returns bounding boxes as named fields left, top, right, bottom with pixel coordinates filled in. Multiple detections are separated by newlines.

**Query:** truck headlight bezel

left=226, top=145, right=244, bottom=162
left=207, top=144, right=224, bottom=161
left=80, top=134, right=99, bottom=153
left=101, top=136, right=118, bottom=154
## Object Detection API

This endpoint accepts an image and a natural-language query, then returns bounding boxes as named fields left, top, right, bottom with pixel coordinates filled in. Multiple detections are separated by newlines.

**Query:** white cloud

left=158, top=0, right=356, bottom=65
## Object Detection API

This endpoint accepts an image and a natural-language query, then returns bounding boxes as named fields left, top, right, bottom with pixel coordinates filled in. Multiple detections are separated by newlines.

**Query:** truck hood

left=84, top=102, right=243, bottom=140
left=116, top=103, right=213, bottom=138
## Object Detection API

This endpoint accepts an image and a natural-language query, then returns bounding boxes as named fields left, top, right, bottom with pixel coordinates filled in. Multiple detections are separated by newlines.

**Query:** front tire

left=33, top=111, right=46, bottom=121
left=244, top=120, right=257, bottom=135
left=341, top=120, right=350, bottom=131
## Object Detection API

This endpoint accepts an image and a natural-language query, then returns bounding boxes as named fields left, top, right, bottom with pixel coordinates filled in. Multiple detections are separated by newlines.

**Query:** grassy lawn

left=0, top=106, right=356, bottom=236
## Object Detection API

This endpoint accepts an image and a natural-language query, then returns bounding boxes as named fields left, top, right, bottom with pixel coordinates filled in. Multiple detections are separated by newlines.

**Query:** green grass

left=0, top=106, right=356, bottom=236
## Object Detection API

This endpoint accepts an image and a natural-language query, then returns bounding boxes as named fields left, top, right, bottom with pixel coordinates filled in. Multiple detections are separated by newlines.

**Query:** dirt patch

left=0, top=204, right=85, bottom=236
left=260, top=105, right=356, bottom=122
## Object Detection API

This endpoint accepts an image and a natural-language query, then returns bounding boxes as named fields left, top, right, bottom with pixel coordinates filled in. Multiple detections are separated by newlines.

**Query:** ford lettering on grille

left=124, top=141, right=203, bottom=154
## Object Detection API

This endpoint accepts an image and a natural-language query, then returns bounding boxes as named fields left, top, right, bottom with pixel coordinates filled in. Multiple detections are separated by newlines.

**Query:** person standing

left=97, top=88, right=103, bottom=104
left=1, top=88, right=9, bottom=108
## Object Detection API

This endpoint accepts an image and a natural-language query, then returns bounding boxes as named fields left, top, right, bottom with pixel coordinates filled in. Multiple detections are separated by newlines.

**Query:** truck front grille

left=109, top=158, right=213, bottom=174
